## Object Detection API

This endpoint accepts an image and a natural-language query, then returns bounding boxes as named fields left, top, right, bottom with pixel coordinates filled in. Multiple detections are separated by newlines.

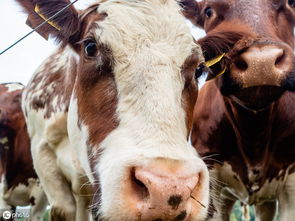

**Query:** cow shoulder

left=23, top=46, right=77, bottom=119
left=23, top=46, right=78, bottom=146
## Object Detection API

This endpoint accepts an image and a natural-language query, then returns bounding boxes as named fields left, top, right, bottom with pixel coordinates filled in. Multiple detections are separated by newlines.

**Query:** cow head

left=0, top=83, right=25, bottom=177
left=182, top=0, right=295, bottom=110
left=17, top=0, right=210, bottom=220
left=0, top=83, right=24, bottom=132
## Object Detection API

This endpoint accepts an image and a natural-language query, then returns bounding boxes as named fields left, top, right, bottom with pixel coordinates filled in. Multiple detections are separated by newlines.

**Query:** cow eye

left=195, top=63, right=211, bottom=80
left=204, top=7, right=213, bottom=18
left=84, top=40, right=98, bottom=57
left=288, top=0, right=295, bottom=7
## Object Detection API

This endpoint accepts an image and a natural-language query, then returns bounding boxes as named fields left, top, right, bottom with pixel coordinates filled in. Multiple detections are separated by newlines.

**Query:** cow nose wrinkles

left=126, top=165, right=201, bottom=221
left=231, top=45, right=293, bottom=88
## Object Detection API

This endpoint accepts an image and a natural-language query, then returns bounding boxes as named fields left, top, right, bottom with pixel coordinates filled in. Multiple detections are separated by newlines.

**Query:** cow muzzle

left=121, top=159, right=208, bottom=221
left=230, top=42, right=295, bottom=89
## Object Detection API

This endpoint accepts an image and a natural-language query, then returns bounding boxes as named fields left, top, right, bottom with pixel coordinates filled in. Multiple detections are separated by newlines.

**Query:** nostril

left=275, top=50, right=286, bottom=68
left=130, top=168, right=149, bottom=200
left=234, top=58, right=248, bottom=71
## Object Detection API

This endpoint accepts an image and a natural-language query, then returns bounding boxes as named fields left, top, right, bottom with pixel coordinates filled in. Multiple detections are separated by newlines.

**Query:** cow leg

left=29, top=179, right=48, bottom=221
left=72, top=176, right=93, bottom=221
left=278, top=173, right=295, bottom=221
left=32, top=144, right=76, bottom=221
left=0, top=178, right=12, bottom=221
left=73, top=194, right=91, bottom=221
left=255, top=201, right=277, bottom=221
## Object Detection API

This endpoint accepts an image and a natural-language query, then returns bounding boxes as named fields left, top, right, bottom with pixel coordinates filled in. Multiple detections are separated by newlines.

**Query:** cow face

left=17, top=0, right=209, bottom=220
left=183, top=0, right=295, bottom=110
left=0, top=84, right=24, bottom=131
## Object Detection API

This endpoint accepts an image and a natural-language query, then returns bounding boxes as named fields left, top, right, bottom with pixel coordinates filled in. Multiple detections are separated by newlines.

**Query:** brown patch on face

left=76, top=39, right=118, bottom=167
left=77, top=6, right=108, bottom=44
left=181, top=50, right=202, bottom=136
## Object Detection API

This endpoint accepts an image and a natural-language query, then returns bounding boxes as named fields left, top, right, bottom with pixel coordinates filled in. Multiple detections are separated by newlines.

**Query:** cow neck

left=223, top=97, right=276, bottom=176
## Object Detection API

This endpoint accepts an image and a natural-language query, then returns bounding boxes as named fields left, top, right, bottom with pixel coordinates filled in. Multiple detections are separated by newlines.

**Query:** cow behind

left=182, top=0, right=295, bottom=220
left=15, top=0, right=210, bottom=220
left=0, top=83, right=47, bottom=221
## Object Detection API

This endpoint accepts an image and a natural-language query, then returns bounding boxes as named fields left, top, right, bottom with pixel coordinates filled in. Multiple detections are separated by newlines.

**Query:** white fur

left=5, top=83, right=23, bottom=93
left=68, top=97, right=95, bottom=184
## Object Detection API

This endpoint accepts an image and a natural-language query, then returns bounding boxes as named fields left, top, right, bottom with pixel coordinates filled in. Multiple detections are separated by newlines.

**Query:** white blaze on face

left=95, top=0, right=198, bottom=147
left=5, top=83, right=23, bottom=93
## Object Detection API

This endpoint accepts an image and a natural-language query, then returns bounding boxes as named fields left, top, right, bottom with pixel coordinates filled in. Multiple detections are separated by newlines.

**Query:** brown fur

left=0, top=84, right=37, bottom=189
left=183, top=0, right=295, bottom=219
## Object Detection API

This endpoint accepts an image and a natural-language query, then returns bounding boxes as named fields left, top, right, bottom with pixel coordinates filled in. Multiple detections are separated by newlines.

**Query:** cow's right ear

left=180, top=0, right=205, bottom=28
left=15, top=0, right=80, bottom=44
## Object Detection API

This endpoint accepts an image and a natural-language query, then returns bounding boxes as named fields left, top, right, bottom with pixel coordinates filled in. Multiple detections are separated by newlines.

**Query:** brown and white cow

left=14, top=0, right=210, bottom=220
left=182, top=0, right=295, bottom=220
left=0, top=83, right=47, bottom=221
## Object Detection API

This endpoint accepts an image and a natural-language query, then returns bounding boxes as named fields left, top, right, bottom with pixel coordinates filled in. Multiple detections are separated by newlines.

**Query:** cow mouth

left=230, top=86, right=285, bottom=110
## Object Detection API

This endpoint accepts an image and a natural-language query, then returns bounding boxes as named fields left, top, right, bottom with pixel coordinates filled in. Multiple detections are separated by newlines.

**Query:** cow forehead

left=94, top=0, right=198, bottom=66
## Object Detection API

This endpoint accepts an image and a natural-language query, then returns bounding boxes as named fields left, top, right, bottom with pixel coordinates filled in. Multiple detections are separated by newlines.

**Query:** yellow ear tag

left=34, top=5, right=61, bottom=30
left=214, top=67, right=227, bottom=78
left=204, top=53, right=225, bottom=67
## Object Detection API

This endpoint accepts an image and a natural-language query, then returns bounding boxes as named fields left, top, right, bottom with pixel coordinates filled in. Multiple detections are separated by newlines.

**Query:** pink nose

left=231, top=45, right=293, bottom=88
left=126, top=165, right=203, bottom=221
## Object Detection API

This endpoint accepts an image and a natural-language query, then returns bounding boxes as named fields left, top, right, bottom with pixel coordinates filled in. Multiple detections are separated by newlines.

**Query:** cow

left=181, top=0, right=295, bottom=220
left=14, top=0, right=211, bottom=220
left=0, top=83, right=47, bottom=221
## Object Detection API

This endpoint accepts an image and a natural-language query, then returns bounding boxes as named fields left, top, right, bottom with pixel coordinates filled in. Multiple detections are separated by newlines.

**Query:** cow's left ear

left=15, top=0, right=80, bottom=44
left=179, top=0, right=205, bottom=28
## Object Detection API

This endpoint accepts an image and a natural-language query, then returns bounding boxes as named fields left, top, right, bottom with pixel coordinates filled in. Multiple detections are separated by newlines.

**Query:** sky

left=0, top=0, right=205, bottom=85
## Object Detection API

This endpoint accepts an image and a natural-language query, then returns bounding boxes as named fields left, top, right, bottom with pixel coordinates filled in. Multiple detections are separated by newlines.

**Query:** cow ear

left=180, top=0, right=205, bottom=28
left=15, top=0, right=80, bottom=44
